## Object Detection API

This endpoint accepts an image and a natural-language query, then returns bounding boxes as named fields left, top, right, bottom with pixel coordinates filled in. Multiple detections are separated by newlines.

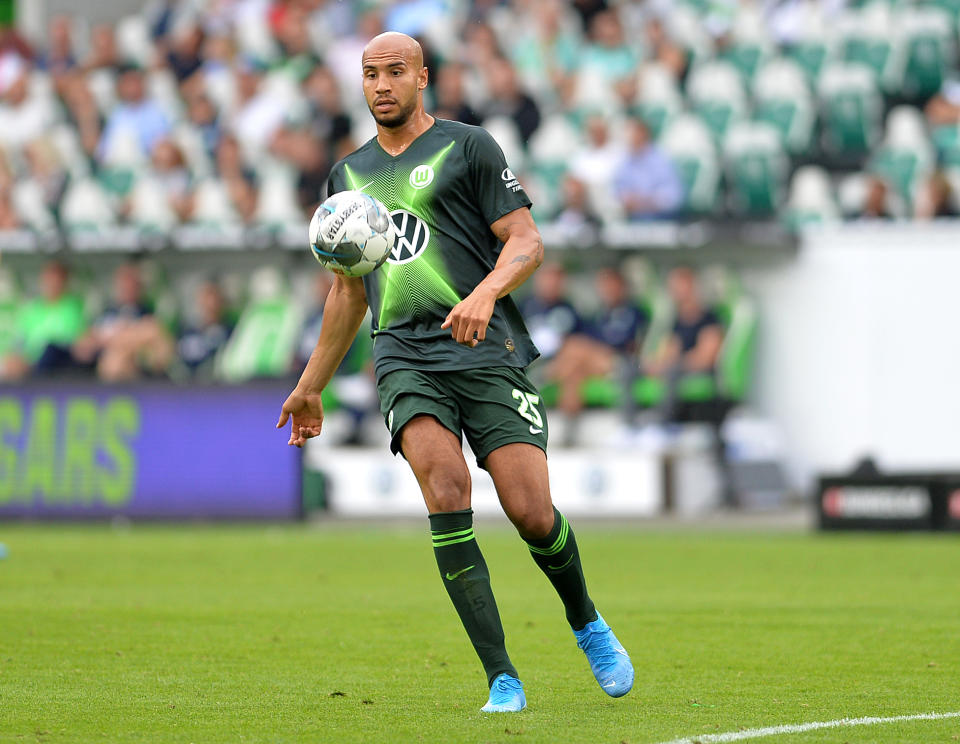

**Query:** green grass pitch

left=1, top=523, right=957, bottom=743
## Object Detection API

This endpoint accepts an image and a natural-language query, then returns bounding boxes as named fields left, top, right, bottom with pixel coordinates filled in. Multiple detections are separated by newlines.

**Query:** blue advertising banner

left=0, top=383, right=300, bottom=519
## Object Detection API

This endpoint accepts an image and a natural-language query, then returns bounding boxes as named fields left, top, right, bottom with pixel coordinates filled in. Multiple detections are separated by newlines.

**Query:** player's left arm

left=441, top=207, right=543, bottom=347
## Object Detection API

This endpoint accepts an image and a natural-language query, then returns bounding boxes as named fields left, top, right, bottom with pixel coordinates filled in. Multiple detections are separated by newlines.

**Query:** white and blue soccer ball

left=308, top=191, right=396, bottom=277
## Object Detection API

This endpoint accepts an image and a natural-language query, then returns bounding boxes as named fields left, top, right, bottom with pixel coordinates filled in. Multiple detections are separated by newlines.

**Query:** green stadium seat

left=753, top=58, right=816, bottom=154
left=784, top=166, right=840, bottom=230
left=869, top=106, right=935, bottom=209
left=635, top=63, right=683, bottom=140
left=216, top=268, right=304, bottom=382
left=722, top=5, right=774, bottom=84
left=899, top=7, right=955, bottom=100
left=723, top=121, right=788, bottom=217
left=818, top=62, right=882, bottom=155
left=660, top=114, right=721, bottom=214
left=687, top=60, right=748, bottom=143
left=837, top=3, right=900, bottom=93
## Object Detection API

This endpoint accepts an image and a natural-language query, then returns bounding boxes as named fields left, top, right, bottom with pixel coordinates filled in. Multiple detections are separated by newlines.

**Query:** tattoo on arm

left=510, top=254, right=531, bottom=265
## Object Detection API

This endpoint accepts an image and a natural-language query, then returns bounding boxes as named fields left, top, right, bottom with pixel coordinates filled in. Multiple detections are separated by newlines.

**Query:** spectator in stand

left=520, top=262, right=584, bottom=365
left=0, top=55, right=57, bottom=152
left=641, top=266, right=723, bottom=420
left=165, top=22, right=205, bottom=86
left=177, top=278, right=232, bottom=379
left=570, top=114, right=624, bottom=207
left=579, top=9, right=638, bottom=83
left=183, top=91, right=221, bottom=160
left=613, top=116, right=684, bottom=220
left=511, top=0, right=580, bottom=102
left=914, top=170, right=959, bottom=219
left=859, top=175, right=898, bottom=220
left=82, top=24, right=120, bottom=72
left=37, top=15, right=77, bottom=79
left=483, top=57, right=541, bottom=145
left=230, top=59, right=287, bottom=155
left=271, top=1, right=320, bottom=83
left=433, top=63, right=481, bottom=126
left=214, top=133, right=258, bottom=223
left=72, top=262, right=174, bottom=382
left=147, top=138, right=193, bottom=221
left=924, top=78, right=960, bottom=129
left=645, top=16, right=688, bottom=81
left=549, top=267, right=648, bottom=423
left=553, top=174, right=602, bottom=230
left=271, top=125, right=330, bottom=217
left=0, top=260, right=85, bottom=381
left=302, top=65, right=352, bottom=158
left=59, top=71, right=102, bottom=158
left=97, top=63, right=172, bottom=165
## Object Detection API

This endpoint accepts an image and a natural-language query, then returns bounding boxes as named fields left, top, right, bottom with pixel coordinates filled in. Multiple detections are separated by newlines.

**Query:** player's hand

left=441, top=288, right=496, bottom=347
left=276, top=389, right=325, bottom=448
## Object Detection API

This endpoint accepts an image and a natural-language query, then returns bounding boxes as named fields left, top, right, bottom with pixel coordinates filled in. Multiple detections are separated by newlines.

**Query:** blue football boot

left=573, top=613, right=634, bottom=697
left=480, top=673, right=527, bottom=713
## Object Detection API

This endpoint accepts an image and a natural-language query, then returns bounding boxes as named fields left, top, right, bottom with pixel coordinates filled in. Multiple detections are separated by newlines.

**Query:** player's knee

left=424, top=466, right=471, bottom=512
left=509, top=502, right=554, bottom=540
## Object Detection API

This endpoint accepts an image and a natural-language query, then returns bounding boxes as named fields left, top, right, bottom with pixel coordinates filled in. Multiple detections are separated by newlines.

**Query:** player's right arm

left=276, top=274, right=368, bottom=447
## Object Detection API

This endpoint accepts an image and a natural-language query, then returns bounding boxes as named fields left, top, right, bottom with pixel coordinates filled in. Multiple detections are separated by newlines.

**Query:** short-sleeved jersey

left=326, top=118, right=539, bottom=381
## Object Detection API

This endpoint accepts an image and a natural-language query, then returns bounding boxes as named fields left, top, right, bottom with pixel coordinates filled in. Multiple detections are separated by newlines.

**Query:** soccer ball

left=308, top=191, right=396, bottom=277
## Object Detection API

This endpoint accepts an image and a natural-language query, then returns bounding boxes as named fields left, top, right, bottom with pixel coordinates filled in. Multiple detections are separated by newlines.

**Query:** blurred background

left=1, top=0, right=959, bottom=527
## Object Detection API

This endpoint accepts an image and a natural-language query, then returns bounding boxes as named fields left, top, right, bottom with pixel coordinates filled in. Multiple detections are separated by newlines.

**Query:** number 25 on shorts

left=512, top=389, right=543, bottom=433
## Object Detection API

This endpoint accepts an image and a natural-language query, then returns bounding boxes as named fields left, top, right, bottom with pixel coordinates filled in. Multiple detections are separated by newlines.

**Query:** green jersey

left=326, top=118, right=539, bottom=381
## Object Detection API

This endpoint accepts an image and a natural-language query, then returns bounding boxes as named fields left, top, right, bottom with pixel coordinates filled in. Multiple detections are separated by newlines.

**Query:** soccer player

left=277, top=32, right=633, bottom=713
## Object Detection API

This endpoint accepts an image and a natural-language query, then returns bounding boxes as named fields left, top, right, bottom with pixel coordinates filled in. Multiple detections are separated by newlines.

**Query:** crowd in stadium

left=1, top=256, right=737, bottom=440
left=0, top=0, right=957, bottom=233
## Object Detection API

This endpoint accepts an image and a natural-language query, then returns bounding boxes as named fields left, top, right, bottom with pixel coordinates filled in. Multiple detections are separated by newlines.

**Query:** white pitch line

left=655, top=710, right=960, bottom=744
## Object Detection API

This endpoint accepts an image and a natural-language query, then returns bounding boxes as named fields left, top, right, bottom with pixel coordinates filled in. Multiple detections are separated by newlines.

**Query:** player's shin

left=524, top=507, right=597, bottom=630
left=429, top=508, right=518, bottom=686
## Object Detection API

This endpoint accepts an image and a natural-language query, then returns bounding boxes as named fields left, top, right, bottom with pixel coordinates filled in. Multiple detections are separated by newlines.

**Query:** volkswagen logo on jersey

left=388, top=210, right=430, bottom=264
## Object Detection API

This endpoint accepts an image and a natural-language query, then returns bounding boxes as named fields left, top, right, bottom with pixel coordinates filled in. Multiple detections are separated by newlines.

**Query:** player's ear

left=418, top=66, right=428, bottom=90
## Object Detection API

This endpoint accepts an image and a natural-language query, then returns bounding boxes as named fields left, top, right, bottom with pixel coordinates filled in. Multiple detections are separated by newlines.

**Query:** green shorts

left=377, top=366, right=548, bottom=467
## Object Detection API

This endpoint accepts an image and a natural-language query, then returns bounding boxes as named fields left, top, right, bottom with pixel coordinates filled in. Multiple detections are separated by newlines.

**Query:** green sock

left=524, top=507, right=597, bottom=631
left=429, top=509, right=518, bottom=686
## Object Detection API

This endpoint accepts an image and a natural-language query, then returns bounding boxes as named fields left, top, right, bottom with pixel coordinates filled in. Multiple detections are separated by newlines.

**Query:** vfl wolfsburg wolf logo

left=388, top=210, right=430, bottom=265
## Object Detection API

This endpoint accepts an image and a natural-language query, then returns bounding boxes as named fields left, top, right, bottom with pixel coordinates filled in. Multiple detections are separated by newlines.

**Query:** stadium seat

left=115, top=14, right=155, bottom=68
left=216, top=267, right=303, bottom=382
left=148, top=68, right=185, bottom=123
left=780, top=1, right=836, bottom=85
left=869, top=105, right=935, bottom=209
left=660, top=114, right=721, bottom=214
left=835, top=2, right=902, bottom=93
left=87, top=68, right=117, bottom=116
left=723, top=121, right=788, bottom=217
left=12, top=180, right=56, bottom=232
left=898, top=6, right=956, bottom=100
left=664, top=4, right=714, bottom=68
left=753, top=57, right=816, bottom=154
left=190, top=179, right=241, bottom=228
left=818, top=62, right=882, bottom=155
left=784, top=166, right=840, bottom=229
left=481, top=116, right=526, bottom=173
left=59, top=178, right=117, bottom=233
left=686, top=60, right=748, bottom=143
left=528, top=113, right=581, bottom=185
left=635, top=63, right=683, bottom=140
left=128, top=176, right=178, bottom=232
left=722, top=4, right=774, bottom=84
left=255, top=170, right=303, bottom=228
